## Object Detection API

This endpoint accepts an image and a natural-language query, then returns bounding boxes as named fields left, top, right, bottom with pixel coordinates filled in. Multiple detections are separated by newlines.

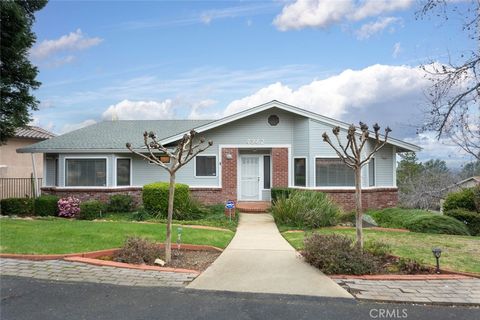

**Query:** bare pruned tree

left=127, top=130, right=212, bottom=263
left=322, top=123, right=391, bottom=249
left=418, top=0, right=479, bottom=160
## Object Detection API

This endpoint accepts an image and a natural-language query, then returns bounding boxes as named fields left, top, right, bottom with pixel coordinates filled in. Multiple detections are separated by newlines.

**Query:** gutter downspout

left=31, top=153, right=39, bottom=198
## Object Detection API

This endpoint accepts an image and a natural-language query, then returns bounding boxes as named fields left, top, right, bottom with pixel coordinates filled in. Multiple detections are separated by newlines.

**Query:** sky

left=28, top=0, right=475, bottom=167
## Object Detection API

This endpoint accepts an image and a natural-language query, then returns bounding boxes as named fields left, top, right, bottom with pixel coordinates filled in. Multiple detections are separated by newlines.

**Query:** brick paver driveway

left=0, top=258, right=197, bottom=287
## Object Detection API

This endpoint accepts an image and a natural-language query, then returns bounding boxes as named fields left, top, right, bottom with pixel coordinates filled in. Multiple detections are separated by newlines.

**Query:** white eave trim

left=159, top=100, right=422, bottom=153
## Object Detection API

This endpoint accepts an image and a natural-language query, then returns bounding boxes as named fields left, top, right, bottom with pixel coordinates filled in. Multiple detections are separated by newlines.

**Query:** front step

left=236, top=201, right=271, bottom=213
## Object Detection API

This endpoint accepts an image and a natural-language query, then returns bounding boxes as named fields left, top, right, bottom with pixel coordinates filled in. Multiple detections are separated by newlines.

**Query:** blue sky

left=29, top=0, right=474, bottom=166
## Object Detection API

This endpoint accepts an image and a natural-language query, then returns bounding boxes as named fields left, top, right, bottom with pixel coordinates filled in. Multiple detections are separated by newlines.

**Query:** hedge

left=34, top=195, right=59, bottom=216
left=443, top=188, right=476, bottom=212
left=0, top=198, right=34, bottom=216
left=369, top=208, right=471, bottom=235
left=108, top=194, right=134, bottom=212
left=79, top=200, right=107, bottom=220
left=445, top=208, right=480, bottom=236
left=143, top=182, right=190, bottom=217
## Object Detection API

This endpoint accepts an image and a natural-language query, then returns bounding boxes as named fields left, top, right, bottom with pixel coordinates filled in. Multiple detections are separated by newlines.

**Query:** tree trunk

left=354, top=166, right=363, bottom=250
left=165, top=172, right=176, bottom=263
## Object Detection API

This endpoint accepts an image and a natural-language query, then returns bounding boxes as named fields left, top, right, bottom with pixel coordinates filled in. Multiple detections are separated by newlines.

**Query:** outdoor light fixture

left=226, top=153, right=233, bottom=160
left=176, top=227, right=183, bottom=255
left=432, top=248, right=442, bottom=274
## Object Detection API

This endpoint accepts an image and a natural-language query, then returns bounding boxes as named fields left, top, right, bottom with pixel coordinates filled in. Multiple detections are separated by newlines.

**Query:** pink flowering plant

left=57, top=196, right=81, bottom=218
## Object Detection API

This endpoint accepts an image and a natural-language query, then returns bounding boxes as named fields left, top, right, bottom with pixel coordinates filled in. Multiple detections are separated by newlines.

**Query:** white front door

left=240, top=155, right=261, bottom=200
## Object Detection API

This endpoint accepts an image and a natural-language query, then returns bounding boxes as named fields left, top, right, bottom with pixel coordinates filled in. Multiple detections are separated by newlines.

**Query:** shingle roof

left=17, top=120, right=213, bottom=153
left=14, top=126, right=56, bottom=140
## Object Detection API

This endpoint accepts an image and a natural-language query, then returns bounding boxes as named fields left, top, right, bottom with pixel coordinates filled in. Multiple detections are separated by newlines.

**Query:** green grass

left=101, top=205, right=239, bottom=231
left=0, top=218, right=234, bottom=254
left=282, top=227, right=480, bottom=274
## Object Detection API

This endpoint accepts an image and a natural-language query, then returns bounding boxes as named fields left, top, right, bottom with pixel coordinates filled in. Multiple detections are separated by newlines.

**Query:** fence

left=0, top=178, right=43, bottom=200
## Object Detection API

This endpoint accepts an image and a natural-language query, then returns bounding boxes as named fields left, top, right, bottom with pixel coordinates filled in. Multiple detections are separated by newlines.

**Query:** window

left=268, top=115, right=279, bottom=126
left=116, top=158, right=131, bottom=186
left=66, top=159, right=106, bottom=187
left=369, top=158, right=375, bottom=187
left=195, top=155, right=216, bottom=177
left=264, top=155, right=271, bottom=189
left=294, top=158, right=306, bottom=187
left=315, top=158, right=354, bottom=187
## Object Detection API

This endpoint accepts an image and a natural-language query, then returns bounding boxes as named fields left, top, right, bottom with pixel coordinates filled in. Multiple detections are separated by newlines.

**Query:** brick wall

left=316, top=188, right=398, bottom=212
left=41, top=187, right=143, bottom=207
left=190, top=147, right=237, bottom=205
left=272, top=148, right=288, bottom=187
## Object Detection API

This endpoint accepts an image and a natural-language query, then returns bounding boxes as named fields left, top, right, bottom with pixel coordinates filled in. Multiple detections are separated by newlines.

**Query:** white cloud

left=223, top=64, right=435, bottom=140
left=102, top=99, right=175, bottom=120
left=188, top=99, right=221, bottom=119
left=274, top=0, right=412, bottom=31
left=404, top=132, right=471, bottom=167
left=392, top=42, right=402, bottom=58
left=355, top=17, right=402, bottom=40
left=61, top=119, right=97, bottom=134
left=30, top=29, right=102, bottom=60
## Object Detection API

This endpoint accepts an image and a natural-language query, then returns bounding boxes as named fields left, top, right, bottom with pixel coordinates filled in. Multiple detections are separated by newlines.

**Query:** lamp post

left=432, top=248, right=442, bottom=274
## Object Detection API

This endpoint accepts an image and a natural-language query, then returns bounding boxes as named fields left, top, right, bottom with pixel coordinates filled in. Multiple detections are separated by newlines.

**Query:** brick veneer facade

left=318, top=188, right=398, bottom=212
left=272, top=148, right=289, bottom=187
left=41, top=187, right=143, bottom=207
left=41, top=146, right=398, bottom=211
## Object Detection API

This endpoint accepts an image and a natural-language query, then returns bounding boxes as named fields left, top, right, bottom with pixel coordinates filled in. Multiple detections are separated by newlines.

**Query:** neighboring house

left=17, top=101, right=421, bottom=211
left=0, top=126, right=55, bottom=178
left=448, top=176, right=480, bottom=192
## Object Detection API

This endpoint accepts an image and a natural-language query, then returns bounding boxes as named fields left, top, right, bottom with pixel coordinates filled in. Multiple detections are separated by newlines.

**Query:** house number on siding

left=247, top=138, right=265, bottom=145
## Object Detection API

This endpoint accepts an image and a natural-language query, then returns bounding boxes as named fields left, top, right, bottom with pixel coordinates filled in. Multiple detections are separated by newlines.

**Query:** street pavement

left=1, top=276, right=478, bottom=320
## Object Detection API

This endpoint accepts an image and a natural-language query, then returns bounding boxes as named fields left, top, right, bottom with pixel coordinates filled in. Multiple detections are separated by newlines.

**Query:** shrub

left=271, top=190, right=340, bottom=229
left=338, top=211, right=355, bottom=224
left=443, top=188, right=476, bottom=212
left=364, top=240, right=391, bottom=257
left=368, top=208, right=470, bottom=235
left=397, top=258, right=430, bottom=274
left=404, top=214, right=470, bottom=235
left=474, top=185, right=480, bottom=212
left=302, top=233, right=384, bottom=275
left=79, top=200, right=106, bottom=220
left=271, top=188, right=293, bottom=203
left=445, top=209, right=480, bottom=236
left=0, top=198, right=34, bottom=216
left=57, top=197, right=80, bottom=218
left=132, top=207, right=152, bottom=221
left=108, top=194, right=134, bottom=213
left=143, top=182, right=190, bottom=217
left=34, top=195, right=59, bottom=216
left=174, top=196, right=208, bottom=220
left=113, top=236, right=161, bottom=265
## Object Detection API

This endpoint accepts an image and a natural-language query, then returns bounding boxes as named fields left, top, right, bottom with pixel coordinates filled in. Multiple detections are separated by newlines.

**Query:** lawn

left=282, top=227, right=480, bottom=274
left=0, top=218, right=234, bottom=254
left=101, top=205, right=239, bottom=231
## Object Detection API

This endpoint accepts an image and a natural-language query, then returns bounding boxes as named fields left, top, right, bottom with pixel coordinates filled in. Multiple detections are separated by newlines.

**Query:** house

left=17, top=101, right=421, bottom=211
left=1, top=126, right=55, bottom=179
left=447, top=176, right=480, bottom=192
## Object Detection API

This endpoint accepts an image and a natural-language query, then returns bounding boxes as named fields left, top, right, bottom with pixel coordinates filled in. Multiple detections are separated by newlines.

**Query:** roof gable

left=160, top=100, right=421, bottom=152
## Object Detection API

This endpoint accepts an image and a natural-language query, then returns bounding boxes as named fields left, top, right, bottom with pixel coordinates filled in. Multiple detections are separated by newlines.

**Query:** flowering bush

left=57, top=197, right=81, bottom=218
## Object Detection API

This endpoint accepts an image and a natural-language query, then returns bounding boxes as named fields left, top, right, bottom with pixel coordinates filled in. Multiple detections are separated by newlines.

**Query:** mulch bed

left=100, top=249, right=221, bottom=272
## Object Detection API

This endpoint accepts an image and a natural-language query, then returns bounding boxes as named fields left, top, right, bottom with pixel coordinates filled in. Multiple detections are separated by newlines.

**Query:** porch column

left=272, top=148, right=288, bottom=187
left=221, top=148, right=237, bottom=201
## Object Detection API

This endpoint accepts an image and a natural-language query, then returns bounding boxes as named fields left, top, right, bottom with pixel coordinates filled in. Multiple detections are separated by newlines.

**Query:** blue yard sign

left=225, top=200, right=235, bottom=209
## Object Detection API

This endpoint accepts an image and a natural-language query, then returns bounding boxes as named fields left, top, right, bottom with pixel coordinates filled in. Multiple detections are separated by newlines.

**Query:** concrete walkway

left=188, top=213, right=352, bottom=298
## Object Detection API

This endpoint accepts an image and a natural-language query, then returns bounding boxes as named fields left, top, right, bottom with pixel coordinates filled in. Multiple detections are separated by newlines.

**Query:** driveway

left=188, top=213, right=352, bottom=298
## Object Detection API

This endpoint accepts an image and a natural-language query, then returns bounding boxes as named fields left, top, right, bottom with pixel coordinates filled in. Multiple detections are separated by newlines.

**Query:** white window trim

left=313, top=156, right=356, bottom=188
left=194, top=154, right=218, bottom=178
left=368, top=157, right=377, bottom=187
left=293, top=156, right=308, bottom=187
left=114, top=157, right=133, bottom=187
left=64, top=156, right=109, bottom=188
